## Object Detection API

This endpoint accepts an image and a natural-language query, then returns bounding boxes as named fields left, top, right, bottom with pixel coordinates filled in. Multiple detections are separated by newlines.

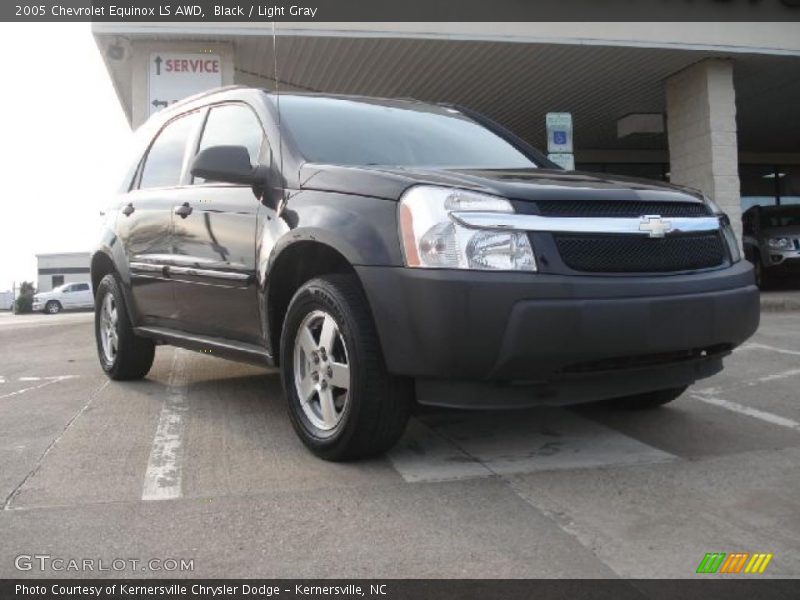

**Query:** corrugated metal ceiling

left=106, top=32, right=800, bottom=152
left=237, top=35, right=800, bottom=152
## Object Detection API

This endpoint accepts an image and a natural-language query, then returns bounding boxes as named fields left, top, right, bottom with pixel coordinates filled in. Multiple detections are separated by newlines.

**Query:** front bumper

left=357, top=261, right=760, bottom=405
left=32, top=301, right=43, bottom=311
left=765, top=254, right=800, bottom=273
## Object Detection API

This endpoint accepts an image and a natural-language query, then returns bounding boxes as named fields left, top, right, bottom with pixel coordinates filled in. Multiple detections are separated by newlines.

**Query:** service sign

left=546, top=112, right=573, bottom=153
left=148, top=53, right=222, bottom=116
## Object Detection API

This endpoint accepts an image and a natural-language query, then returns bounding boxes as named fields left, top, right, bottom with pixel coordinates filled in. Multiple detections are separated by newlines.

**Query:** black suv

left=92, top=87, right=759, bottom=460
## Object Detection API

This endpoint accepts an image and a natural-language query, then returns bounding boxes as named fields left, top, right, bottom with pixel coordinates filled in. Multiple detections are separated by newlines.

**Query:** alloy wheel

left=292, top=310, right=351, bottom=431
left=99, top=292, right=119, bottom=364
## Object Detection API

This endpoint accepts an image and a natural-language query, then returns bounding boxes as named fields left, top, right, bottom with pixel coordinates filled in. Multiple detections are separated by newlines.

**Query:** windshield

left=761, top=209, right=800, bottom=229
left=277, top=96, right=539, bottom=169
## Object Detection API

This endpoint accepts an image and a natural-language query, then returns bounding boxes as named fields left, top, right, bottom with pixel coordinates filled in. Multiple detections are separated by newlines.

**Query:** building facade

left=36, top=252, right=91, bottom=292
left=92, top=22, right=800, bottom=240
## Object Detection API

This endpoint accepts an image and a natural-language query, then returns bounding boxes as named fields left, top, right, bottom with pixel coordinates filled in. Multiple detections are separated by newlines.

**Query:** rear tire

left=94, top=273, right=155, bottom=380
left=45, top=300, right=61, bottom=314
left=603, top=386, right=688, bottom=410
left=280, top=274, right=412, bottom=461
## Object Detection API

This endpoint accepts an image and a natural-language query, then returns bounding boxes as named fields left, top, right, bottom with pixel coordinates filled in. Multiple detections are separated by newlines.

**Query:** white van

left=32, top=282, right=93, bottom=314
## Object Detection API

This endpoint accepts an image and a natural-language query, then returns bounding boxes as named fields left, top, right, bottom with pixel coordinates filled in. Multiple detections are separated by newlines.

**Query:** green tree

left=14, top=281, right=36, bottom=314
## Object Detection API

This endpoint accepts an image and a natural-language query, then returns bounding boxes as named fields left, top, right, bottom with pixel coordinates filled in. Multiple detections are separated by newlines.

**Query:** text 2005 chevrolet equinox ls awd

left=92, top=87, right=760, bottom=460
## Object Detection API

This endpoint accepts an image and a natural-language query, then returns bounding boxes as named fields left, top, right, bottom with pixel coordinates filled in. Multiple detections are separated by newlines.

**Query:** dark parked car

left=92, top=87, right=759, bottom=460
left=742, top=205, right=800, bottom=288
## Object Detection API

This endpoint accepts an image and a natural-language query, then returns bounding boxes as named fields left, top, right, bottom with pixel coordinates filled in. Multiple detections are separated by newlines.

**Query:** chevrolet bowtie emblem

left=639, top=215, right=673, bottom=238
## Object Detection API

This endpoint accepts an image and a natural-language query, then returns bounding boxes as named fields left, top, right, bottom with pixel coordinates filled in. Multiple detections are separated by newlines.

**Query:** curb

left=760, top=296, right=800, bottom=313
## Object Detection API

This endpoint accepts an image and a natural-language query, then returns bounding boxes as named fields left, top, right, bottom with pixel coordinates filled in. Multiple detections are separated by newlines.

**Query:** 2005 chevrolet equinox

left=92, top=87, right=760, bottom=460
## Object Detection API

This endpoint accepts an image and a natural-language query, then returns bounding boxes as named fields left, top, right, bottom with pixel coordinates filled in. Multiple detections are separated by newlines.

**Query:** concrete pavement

left=1, top=311, right=799, bottom=578
left=760, top=288, right=800, bottom=312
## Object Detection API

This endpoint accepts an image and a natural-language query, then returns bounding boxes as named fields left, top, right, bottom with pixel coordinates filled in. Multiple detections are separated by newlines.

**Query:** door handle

left=122, top=203, right=135, bottom=217
left=174, top=202, right=193, bottom=218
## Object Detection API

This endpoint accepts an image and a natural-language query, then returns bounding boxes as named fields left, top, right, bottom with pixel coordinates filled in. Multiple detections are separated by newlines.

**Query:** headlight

left=399, top=186, right=536, bottom=271
left=768, top=237, right=791, bottom=250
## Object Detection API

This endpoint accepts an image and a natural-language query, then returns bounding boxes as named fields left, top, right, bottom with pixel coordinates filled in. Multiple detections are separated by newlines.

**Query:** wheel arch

left=265, top=240, right=373, bottom=364
left=91, top=249, right=139, bottom=326
left=91, top=250, right=116, bottom=297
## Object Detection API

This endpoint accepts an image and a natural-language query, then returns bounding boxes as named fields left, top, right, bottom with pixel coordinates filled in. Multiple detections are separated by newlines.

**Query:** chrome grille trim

left=449, top=212, right=721, bottom=236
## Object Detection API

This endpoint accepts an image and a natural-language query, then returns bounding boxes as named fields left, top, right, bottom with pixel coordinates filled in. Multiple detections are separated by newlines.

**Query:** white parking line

left=694, top=367, right=800, bottom=397
left=0, top=376, right=79, bottom=400
left=739, top=342, right=800, bottom=357
left=690, top=393, right=800, bottom=432
left=756, top=368, right=800, bottom=384
left=142, top=349, right=189, bottom=501
left=3, top=379, right=109, bottom=510
left=18, top=376, right=79, bottom=382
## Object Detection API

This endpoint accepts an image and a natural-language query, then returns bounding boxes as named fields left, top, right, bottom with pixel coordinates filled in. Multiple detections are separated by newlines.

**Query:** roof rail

left=159, top=84, right=253, bottom=114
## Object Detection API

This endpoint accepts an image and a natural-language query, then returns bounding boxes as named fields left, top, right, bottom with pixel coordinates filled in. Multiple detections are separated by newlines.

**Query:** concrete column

left=666, top=59, right=741, bottom=241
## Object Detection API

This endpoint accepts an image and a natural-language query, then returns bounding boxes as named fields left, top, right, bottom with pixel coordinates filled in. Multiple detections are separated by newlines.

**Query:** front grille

left=555, top=232, right=726, bottom=273
left=535, top=200, right=711, bottom=218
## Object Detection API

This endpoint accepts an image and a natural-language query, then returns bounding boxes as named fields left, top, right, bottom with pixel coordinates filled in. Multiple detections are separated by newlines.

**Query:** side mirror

left=190, top=145, right=267, bottom=185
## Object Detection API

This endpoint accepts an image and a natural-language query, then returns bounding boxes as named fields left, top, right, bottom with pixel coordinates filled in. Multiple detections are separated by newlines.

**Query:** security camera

left=107, top=44, right=125, bottom=61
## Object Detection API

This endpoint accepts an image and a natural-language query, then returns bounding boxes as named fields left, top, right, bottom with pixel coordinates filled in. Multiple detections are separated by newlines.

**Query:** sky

left=0, top=23, right=131, bottom=292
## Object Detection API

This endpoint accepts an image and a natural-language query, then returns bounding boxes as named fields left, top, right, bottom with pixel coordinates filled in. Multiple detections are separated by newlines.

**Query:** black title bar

left=2, top=0, right=800, bottom=22
left=3, top=579, right=800, bottom=600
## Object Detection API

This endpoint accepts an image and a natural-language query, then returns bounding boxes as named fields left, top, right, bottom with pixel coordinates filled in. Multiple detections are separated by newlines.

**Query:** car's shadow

left=115, top=354, right=792, bottom=481
left=761, top=278, right=800, bottom=291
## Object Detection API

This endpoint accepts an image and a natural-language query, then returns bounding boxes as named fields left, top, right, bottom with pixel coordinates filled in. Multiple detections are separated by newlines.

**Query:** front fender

left=255, top=191, right=405, bottom=359
left=282, top=191, right=402, bottom=265
left=259, top=191, right=404, bottom=284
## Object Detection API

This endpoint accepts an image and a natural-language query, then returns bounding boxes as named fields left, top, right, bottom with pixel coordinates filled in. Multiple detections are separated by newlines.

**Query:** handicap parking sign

left=546, top=113, right=573, bottom=153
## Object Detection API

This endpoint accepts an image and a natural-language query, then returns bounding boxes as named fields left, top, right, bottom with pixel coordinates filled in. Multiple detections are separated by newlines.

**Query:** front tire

left=45, top=300, right=62, bottom=314
left=753, top=253, right=770, bottom=290
left=280, top=274, right=411, bottom=461
left=94, top=274, right=155, bottom=380
left=603, top=385, right=688, bottom=410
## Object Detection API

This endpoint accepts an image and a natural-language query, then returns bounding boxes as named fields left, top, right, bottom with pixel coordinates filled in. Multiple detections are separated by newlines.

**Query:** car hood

left=298, top=164, right=707, bottom=205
